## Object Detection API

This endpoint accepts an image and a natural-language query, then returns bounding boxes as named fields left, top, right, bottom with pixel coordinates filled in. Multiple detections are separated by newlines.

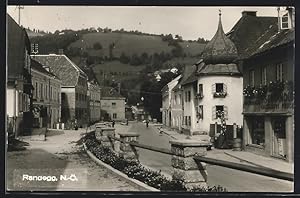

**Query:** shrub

left=83, top=133, right=227, bottom=192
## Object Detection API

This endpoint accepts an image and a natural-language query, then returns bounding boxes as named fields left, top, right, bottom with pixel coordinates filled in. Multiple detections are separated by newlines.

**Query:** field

left=91, top=60, right=146, bottom=82
left=69, top=32, right=205, bottom=58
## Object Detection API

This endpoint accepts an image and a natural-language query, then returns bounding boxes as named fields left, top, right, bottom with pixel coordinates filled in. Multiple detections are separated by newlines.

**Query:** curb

left=83, top=143, right=160, bottom=192
left=224, top=151, right=272, bottom=169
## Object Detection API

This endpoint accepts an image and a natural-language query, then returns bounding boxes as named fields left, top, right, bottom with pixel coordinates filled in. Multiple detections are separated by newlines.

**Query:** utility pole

left=17, top=5, right=24, bottom=26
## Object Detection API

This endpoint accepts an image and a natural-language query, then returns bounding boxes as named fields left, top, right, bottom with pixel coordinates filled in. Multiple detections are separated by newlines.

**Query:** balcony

left=243, top=81, right=294, bottom=113
left=195, top=93, right=204, bottom=99
left=213, top=92, right=227, bottom=98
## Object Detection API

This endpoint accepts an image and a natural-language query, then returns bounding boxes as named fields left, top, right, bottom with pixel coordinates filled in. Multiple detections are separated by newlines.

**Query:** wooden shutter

left=199, top=105, right=203, bottom=119
left=223, top=83, right=227, bottom=93
left=212, top=83, right=216, bottom=94
left=224, top=106, right=228, bottom=120
left=212, top=106, right=216, bottom=120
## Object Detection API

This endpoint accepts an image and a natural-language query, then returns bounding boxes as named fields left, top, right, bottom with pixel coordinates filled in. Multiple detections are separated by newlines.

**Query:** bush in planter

left=83, top=133, right=227, bottom=192
left=243, top=85, right=254, bottom=98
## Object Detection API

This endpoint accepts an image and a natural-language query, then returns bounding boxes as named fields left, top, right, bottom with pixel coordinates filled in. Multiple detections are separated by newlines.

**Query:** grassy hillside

left=69, top=32, right=205, bottom=58
left=91, top=60, right=145, bottom=82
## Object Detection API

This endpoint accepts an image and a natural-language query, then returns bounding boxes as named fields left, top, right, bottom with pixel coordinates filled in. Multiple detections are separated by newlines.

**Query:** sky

left=7, top=6, right=281, bottom=40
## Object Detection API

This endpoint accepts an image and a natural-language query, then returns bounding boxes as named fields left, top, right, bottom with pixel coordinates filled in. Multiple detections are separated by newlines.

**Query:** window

left=216, top=83, right=224, bottom=93
left=213, top=105, right=228, bottom=119
left=50, top=86, right=52, bottom=100
left=250, top=117, right=265, bottom=146
left=261, top=67, right=267, bottom=85
left=187, top=91, right=191, bottom=102
left=198, top=84, right=203, bottom=97
left=40, top=83, right=43, bottom=99
left=35, top=82, right=38, bottom=99
left=276, top=63, right=284, bottom=82
left=213, top=83, right=227, bottom=97
left=112, top=102, right=116, bottom=107
left=113, top=113, right=117, bottom=119
left=174, top=95, right=177, bottom=105
left=250, top=70, right=255, bottom=87
left=188, top=116, right=191, bottom=126
left=197, top=105, right=203, bottom=119
left=45, top=85, right=48, bottom=99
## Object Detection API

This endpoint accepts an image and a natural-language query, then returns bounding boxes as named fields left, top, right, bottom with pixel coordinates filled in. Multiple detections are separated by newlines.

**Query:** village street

left=7, top=122, right=293, bottom=192
left=6, top=128, right=138, bottom=191
left=124, top=122, right=293, bottom=192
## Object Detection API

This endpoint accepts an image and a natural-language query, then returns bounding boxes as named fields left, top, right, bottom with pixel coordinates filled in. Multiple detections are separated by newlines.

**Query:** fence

left=93, top=124, right=294, bottom=190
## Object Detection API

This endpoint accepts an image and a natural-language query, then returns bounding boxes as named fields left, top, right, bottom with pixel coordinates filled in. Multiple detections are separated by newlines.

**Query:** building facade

left=32, top=54, right=89, bottom=128
left=242, top=8, right=294, bottom=162
left=31, top=59, right=61, bottom=129
left=100, top=87, right=125, bottom=121
left=7, top=14, right=33, bottom=136
left=161, top=85, right=170, bottom=126
left=87, top=81, right=101, bottom=123
left=181, top=12, right=243, bottom=139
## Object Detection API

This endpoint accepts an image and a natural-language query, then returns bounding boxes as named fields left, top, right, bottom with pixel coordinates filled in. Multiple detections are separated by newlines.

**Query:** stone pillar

left=96, top=127, right=115, bottom=149
left=233, top=123, right=237, bottom=139
left=286, top=115, right=294, bottom=162
left=264, top=117, right=272, bottom=155
left=170, top=139, right=210, bottom=190
left=119, top=133, right=139, bottom=161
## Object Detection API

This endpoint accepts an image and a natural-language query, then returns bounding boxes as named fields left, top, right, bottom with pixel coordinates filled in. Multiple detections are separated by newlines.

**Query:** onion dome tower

left=201, top=10, right=238, bottom=64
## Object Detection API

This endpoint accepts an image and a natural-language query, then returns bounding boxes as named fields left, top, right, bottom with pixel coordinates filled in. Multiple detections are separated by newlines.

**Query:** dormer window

left=280, top=8, right=294, bottom=30
left=281, top=13, right=289, bottom=29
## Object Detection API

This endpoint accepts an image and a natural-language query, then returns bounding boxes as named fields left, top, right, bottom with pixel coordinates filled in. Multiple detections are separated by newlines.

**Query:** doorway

left=272, top=117, right=287, bottom=159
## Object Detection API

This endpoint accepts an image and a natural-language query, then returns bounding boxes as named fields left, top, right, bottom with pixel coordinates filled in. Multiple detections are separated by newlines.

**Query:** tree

left=93, top=42, right=103, bottom=50
left=120, top=52, right=130, bottom=64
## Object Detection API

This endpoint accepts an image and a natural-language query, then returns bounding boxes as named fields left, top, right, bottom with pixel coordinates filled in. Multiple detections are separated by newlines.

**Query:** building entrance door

left=272, top=117, right=287, bottom=159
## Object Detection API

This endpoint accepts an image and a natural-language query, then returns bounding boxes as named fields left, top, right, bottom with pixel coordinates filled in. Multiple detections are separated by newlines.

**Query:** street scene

left=6, top=5, right=294, bottom=192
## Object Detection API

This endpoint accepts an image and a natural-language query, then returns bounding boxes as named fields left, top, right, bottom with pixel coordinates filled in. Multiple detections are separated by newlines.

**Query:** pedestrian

left=112, top=120, right=115, bottom=128
left=146, top=120, right=149, bottom=128
left=126, top=119, right=128, bottom=126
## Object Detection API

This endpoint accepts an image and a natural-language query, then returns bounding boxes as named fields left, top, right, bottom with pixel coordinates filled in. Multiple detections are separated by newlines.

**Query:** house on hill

left=7, top=14, right=33, bottom=137
left=30, top=59, right=62, bottom=129
left=32, top=54, right=89, bottom=128
left=100, top=87, right=125, bottom=121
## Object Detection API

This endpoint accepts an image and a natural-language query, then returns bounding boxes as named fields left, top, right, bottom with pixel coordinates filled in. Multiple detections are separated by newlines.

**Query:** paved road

left=129, top=122, right=293, bottom=192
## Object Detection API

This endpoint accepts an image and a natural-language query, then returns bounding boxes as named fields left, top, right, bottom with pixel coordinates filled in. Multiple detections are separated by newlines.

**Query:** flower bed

left=83, top=132, right=227, bottom=192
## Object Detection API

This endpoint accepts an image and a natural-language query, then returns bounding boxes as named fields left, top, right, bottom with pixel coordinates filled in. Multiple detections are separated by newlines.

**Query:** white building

left=181, top=12, right=243, bottom=139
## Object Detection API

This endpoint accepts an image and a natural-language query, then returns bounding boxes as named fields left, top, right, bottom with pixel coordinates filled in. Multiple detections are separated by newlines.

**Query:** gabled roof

left=250, top=28, right=294, bottom=57
left=100, top=86, right=125, bottom=99
left=31, top=59, right=60, bottom=79
left=7, top=14, right=31, bottom=79
left=227, top=14, right=278, bottom=59
left=32, top=54, right=87, bottom=87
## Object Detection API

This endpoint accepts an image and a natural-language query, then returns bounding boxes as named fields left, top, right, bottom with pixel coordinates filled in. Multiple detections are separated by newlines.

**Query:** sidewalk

left=154, top=125, right=294, bottom=174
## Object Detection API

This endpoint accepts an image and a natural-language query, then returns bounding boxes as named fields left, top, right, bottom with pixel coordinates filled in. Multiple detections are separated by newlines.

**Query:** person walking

left=112, top=120, right=115, bottom=128
left=146, top=120, right=149, bottom=128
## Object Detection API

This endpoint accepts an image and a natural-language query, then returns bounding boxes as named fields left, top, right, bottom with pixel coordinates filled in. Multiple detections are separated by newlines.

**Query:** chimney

left=242, top=11, right=257, bottom=17
left=287, top=6, right=295, bottom=29
left=58, top=49, right=64, bottom=55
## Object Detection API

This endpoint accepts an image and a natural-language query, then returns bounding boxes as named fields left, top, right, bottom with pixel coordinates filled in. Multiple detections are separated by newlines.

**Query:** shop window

left=250, top=117, right=265, bottom=146
left=274, top=118, right=286, bottom=138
